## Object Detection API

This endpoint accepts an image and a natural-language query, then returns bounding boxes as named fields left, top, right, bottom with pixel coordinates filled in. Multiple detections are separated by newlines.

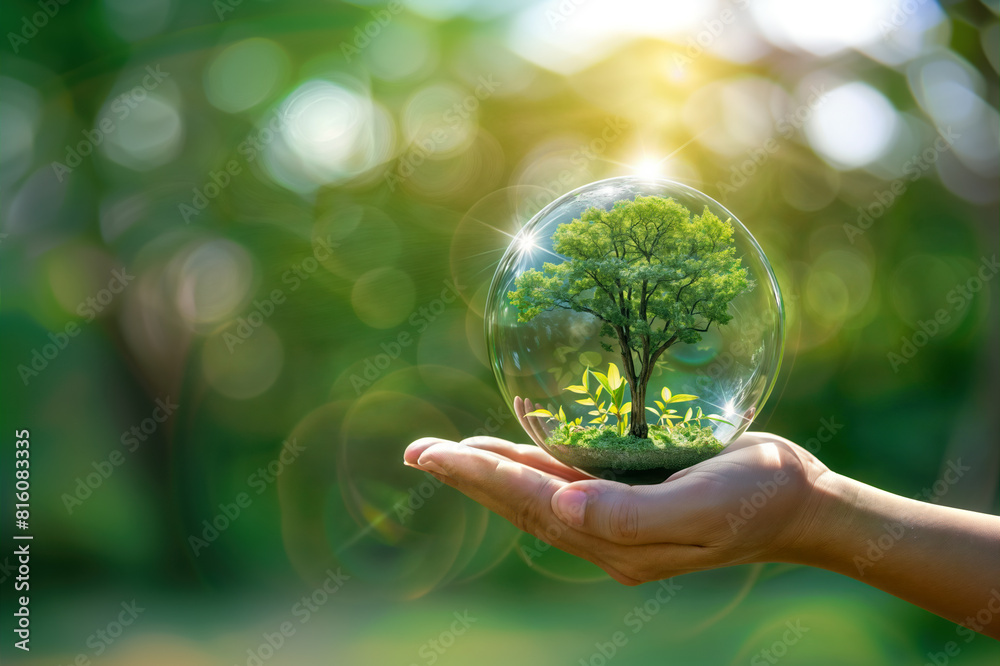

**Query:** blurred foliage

left=1, top=0, right=998, bottom=664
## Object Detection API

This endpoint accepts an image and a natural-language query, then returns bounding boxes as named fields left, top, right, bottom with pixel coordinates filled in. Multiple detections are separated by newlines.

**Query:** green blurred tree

left=510, top=196, right=750, bottom=438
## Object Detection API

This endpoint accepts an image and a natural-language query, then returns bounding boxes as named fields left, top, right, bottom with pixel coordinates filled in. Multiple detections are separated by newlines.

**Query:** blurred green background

left=1, top=0, right=998, bottom=664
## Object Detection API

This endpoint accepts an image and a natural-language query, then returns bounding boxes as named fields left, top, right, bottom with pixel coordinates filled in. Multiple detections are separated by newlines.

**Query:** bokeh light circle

left=201, top=323, right=284, bottom=399
left=204, top=38, right=290, bottom=114
left=804, top=82, right=898, bottom=169
left=351, top=267, right=416, bottom=329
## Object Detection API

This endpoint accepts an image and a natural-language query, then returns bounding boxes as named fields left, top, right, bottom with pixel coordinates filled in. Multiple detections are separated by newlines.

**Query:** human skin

left=403, top=428, right=1000, bottom=639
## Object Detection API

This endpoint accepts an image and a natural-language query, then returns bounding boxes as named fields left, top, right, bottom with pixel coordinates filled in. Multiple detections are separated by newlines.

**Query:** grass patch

left=546, top=423, right=724, bottom=473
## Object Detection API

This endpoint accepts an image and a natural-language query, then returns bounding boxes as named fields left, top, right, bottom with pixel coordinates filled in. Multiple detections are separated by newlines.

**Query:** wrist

left=777, top=469, right=867, bottom=571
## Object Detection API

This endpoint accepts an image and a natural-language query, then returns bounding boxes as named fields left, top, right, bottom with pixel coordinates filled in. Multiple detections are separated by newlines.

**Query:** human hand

left=403, top=431, right=832, bottom=585
left=513, top=396, right=551, bottom=447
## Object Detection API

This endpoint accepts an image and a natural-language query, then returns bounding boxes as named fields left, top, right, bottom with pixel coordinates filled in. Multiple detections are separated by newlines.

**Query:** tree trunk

left=629, top=379, right=648, bottom=439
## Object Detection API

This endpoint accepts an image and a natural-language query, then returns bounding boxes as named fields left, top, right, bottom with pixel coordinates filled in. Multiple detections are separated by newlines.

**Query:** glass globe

left=485, top=177, right=784, bottom=485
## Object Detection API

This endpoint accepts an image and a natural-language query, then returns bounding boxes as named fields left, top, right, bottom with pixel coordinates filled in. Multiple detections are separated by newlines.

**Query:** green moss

left=545, top=423, right=724, bottom=473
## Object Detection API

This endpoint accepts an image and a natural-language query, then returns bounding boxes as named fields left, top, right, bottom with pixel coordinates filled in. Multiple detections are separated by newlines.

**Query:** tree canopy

left=509, top=195, right=751, bottom=438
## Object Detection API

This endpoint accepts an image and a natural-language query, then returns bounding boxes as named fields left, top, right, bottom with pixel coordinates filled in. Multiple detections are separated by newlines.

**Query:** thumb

left=551, top=479, right=697, bottom=545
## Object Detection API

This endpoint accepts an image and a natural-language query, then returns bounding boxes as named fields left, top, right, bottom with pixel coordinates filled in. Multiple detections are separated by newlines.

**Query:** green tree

left=509, top=195, right=750, bottom=438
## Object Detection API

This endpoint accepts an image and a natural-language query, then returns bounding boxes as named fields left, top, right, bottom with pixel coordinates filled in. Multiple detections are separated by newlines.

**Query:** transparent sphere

left=485, top=177, right=784, bottom=484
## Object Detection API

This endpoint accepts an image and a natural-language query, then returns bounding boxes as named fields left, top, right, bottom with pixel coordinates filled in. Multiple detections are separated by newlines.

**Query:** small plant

left=526, top=363, right=733, bottom=439
left=644, top=386, right=698, bottom=427
left=528, top=364, right=631, bottom=436
left=645, top=387, right=733, bottom=428
left=569, top=364, right=630, bottom=436
left=522, top=404, right=581, bottom=428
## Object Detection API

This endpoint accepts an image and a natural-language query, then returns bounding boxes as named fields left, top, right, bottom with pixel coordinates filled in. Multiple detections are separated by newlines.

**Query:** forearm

left=785, top=471, right=1000, bottom=637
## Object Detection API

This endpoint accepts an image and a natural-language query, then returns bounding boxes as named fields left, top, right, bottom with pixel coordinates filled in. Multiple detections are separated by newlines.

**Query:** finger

left=421, top=441, right=712, bottom=580
left=525, top=397, right=554, bottom=441
left=416, top=440, right=566, bottom=531
left=550, top=476, right=722, bottom=546
left=514, top=397, right=546, bottom=447
left=403, top=437, right=454, bottom=466
left=415, top=441, right=629, bottom=568
left=662, top=431, right=780, bottom=482
left=515, top=396, right=542, bottom=446
left=514, top=395, right=538, bottom=444
left=459, top=436, right=592, bottom=482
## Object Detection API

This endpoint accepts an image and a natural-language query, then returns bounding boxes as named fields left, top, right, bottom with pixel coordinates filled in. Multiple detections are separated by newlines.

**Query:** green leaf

left=576, top=398, right=596, bottom=406
left=661, top=387, right=672, bottom=402
left=557, top=406, right=566, bottom=423
left=654, top=400, right=665, bottom=411
left=612, top=383, right=625, bottom=407
left=589, top=417, right=605, bottom=424
left=525, top=409, right=553, bottom=418
left=666, top=393, right=698, bottom=403
left=607, top=363, right=622, bottom=390
left=582, top=368, right=590, bottom=392
left=621, top=402, right=631, bottom=414
left=702, top=415, right=735, bottom=426
left=592, top=372, right=612, bottom=397
left=683, top=408, right=693, bottom=423
left=646, top=406, right=660, bottom=415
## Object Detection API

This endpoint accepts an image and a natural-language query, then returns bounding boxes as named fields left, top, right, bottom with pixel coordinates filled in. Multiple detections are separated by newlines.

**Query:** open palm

left=403, top=428, right=830, bottom=585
